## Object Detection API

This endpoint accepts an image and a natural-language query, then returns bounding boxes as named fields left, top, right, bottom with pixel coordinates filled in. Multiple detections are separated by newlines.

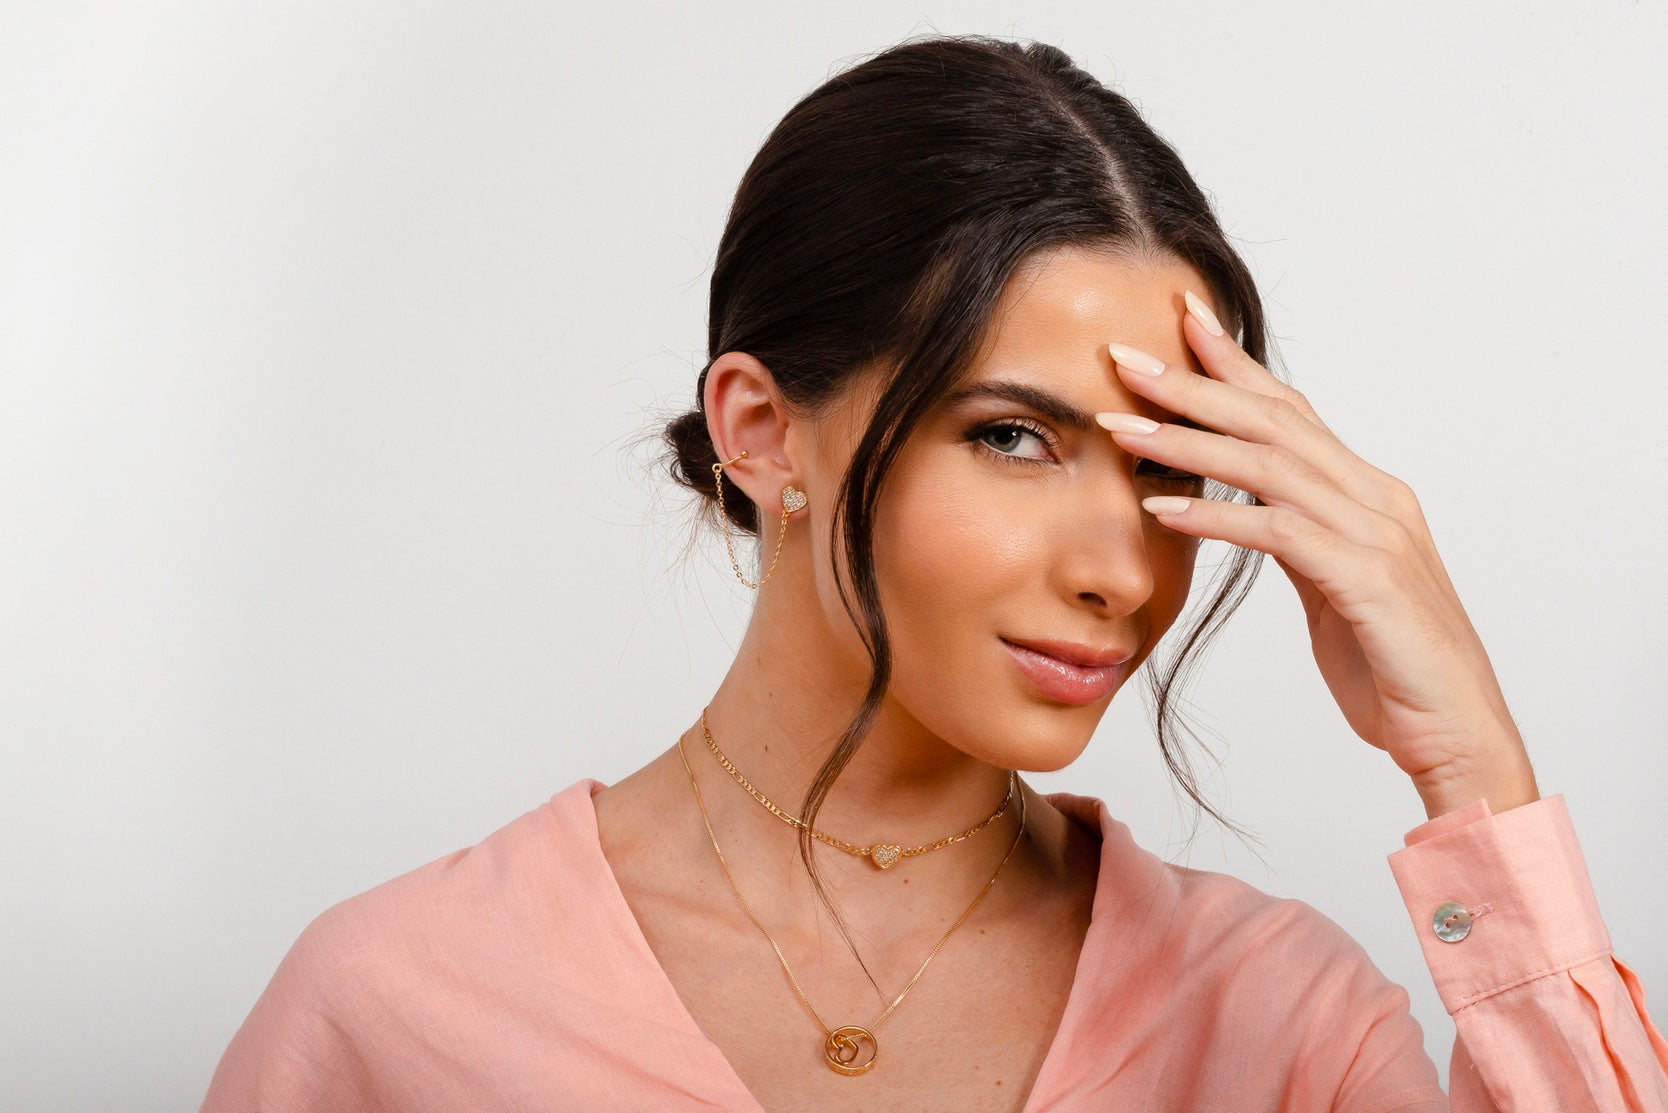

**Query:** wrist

left=1412, top=740, right=1540, bottom=821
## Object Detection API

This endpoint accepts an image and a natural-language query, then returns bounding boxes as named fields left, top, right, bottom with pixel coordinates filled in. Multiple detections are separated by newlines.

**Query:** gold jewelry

left=676, top=729, right=1026, bottom=1076
left=712, top=449, right=806, bottom=589
left=701, top=707, right=1014, bottom=870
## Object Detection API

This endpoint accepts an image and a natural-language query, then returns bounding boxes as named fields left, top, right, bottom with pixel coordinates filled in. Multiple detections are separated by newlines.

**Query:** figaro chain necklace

left=676, top=727, right=1027, bottom=1076
left=700, top=707, right=1016, bottom=869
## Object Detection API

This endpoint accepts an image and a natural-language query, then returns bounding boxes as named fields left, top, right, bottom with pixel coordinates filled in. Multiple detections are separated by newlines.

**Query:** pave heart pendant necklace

left=699, top=707, right=1015, bottom=869
left=678, top=710, right=1026, bottom=1076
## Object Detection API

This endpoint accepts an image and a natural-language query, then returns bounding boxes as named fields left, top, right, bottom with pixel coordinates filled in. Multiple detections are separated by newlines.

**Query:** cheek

left=865, top=458, right=1052, bottom=711
left=873, top=460, right=1040, bottom=624
left=801, top=472, right=1023, bottom=684
left=892, top=501, right=1031, bottom=584
left=1143, top=526, right=1202, bottom=640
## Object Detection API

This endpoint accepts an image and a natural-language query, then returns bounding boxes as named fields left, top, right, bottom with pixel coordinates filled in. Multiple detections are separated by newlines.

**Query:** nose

left=1056, top=473, right=1156, bottom=615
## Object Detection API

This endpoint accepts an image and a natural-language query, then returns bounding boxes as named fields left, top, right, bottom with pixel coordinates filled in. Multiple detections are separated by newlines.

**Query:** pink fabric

left=1389, top=794, right=1668, bottom=1109
left=202, top=782, right=1668, bottom=1111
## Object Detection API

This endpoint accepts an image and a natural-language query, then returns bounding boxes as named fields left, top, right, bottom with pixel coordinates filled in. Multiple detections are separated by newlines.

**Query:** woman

left=202, top=34, right=1668, bottom=1111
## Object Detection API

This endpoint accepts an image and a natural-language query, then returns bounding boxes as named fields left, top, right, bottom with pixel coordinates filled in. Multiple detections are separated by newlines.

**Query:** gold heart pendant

left=869, top=844, right=902, bottom=869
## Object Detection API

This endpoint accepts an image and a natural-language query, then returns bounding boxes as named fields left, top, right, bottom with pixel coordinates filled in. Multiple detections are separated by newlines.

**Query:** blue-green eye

left=969, top=419, right=1056, bottom=465
left=968, top=417, right=1204, bottom=484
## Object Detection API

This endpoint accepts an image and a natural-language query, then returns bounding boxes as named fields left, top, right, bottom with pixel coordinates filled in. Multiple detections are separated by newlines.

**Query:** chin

left=965, top=708, right=1100, bottom=774
left=1011, top=735, right=1096, bottom=774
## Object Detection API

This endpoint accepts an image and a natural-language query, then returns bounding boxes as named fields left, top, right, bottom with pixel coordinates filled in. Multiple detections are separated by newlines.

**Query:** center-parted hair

left=662, top=33, right=1271, bottom=934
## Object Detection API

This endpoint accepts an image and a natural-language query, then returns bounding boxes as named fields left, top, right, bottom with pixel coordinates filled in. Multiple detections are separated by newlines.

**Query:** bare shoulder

left=996, top=783, right=1102, bottom=923
left=591, top=746, right=708, bottom=902
left=593, top=746, right=680, bottom=840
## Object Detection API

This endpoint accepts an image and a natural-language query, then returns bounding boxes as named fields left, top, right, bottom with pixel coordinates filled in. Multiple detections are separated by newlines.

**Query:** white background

left=2, top=3, right=1664, bottom=1110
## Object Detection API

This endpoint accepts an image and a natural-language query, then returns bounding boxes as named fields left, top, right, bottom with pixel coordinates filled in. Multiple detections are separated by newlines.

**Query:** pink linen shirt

left=202, top=781, right=1668, bottom=1110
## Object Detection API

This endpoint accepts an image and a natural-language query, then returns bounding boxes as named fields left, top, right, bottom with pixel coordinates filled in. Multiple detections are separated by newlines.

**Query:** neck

left=676, top=563, right=1026, bottom=898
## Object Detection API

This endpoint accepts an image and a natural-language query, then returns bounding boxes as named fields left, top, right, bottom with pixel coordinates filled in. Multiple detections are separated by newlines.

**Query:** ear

left=702, top=351, right=808, bottom=522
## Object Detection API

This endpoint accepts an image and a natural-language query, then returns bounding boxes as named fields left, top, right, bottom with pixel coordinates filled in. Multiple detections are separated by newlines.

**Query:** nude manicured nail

left=1143, top=496, right=1191, bottom=516
left=1107, top=342, right=1165, bottom=376
left=1095, top=412, right=1160, bottom=435
left=1183, top=289, right=1225, bottom=337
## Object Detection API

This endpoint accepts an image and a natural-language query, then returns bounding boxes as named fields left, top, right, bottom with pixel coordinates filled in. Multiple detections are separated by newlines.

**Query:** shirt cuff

left=1386, top=793, right=1611, bottom=1014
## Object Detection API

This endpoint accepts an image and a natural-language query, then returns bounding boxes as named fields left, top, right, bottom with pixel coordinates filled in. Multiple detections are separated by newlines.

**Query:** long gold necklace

left=699, top=707, right=1015, bottom=869
left=676, top=729, right=1026, bottom=1076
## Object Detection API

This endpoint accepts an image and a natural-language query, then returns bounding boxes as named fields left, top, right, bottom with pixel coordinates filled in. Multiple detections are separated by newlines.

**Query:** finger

left=1136, top=493, right=1385, bottom=595
left=1178, top=289, right=1334, bottom=435
left=1097, top=415, right=1397, bottom=547
left=1105, top=342, right=1390, bottom=509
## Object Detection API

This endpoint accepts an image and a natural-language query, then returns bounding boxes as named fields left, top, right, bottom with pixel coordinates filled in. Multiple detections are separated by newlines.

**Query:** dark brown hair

left=661, top=33, right=1271, bottom=947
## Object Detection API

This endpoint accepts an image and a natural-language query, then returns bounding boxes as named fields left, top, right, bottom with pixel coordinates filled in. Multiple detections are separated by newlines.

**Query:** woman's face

left=803, top=246, right=1215, bottom=773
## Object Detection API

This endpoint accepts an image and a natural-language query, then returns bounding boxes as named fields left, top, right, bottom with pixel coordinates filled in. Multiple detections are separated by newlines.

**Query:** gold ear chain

left=711, top=449, right=805, bottom=589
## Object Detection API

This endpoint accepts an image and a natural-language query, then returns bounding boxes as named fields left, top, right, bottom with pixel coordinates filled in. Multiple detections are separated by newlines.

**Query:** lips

left=999, top=637, right=1131, bottom=706
left=1000, top=637, right=1131, bottom=669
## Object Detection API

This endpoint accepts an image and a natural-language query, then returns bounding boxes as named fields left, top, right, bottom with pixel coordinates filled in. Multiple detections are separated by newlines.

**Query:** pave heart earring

left=711, top=449, right=806, bottom=589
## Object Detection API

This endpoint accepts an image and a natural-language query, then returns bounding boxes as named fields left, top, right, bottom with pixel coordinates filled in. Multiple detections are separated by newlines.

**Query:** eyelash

left=968, top=418, right=1058, bottom=466
left=967, top=418, right=1204, bottom=485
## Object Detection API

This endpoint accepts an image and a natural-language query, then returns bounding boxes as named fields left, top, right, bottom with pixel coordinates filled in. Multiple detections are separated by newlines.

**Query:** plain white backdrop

left=2, top=3, right=1664, bottom=1110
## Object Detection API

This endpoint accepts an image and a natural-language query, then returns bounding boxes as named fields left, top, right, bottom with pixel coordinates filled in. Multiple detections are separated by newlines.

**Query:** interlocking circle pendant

left=823, top=1025, right=878, bottom=1075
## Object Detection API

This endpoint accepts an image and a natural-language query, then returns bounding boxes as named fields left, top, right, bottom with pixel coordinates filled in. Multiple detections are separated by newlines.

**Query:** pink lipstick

left=1000, top=637, right=1129, bottom=706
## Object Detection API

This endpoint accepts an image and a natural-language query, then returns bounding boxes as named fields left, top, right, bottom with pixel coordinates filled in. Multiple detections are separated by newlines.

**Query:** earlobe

left=711, top=452, right=808, bottom=589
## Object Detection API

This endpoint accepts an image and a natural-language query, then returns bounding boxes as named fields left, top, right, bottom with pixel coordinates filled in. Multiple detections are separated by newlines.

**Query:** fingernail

left=1095, top=412, right=1160, bottom=435
left=1108, top=342, right=1165, bottom=376
left=1143, top=496, right=1191, bottom=516
left=1183, top=289, right=1225, bottom=337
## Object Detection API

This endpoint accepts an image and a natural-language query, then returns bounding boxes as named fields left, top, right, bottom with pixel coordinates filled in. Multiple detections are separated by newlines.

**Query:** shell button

left=1433, top=901, right=1473, bottom=943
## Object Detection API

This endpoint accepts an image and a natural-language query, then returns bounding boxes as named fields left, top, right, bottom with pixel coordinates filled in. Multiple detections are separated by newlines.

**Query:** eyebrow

left=941, top=378, right=1204, bottom=432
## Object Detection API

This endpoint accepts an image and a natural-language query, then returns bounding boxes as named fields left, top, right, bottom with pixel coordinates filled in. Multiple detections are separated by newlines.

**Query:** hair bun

left=663, top=408, right=758, bottom=534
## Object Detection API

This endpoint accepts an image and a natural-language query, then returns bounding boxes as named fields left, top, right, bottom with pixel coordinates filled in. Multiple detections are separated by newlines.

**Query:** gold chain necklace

left=699, top=707, right=1015, bottom=869
left=676, top=730, right=1026, bottom=1076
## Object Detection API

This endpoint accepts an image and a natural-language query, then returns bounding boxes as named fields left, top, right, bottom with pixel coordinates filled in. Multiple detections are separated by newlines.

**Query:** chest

left=617, top=876, right=1090, bottom=1113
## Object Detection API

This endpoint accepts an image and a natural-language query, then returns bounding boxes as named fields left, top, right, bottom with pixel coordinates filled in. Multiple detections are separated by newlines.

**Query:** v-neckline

left=571, top=777, right=1114, bottom=1112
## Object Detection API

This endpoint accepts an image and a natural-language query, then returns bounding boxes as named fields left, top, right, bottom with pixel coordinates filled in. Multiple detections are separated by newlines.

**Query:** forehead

left=975, top=246, right=1209, bottom=380
left=815, top=247, right=1213, bottom=449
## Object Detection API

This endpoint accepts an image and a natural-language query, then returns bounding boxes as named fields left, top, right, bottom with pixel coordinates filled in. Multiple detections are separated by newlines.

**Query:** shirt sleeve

left=1386, top=793, right=1668, bottom=1111
left=199, top=907, right=381, bottom=1113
